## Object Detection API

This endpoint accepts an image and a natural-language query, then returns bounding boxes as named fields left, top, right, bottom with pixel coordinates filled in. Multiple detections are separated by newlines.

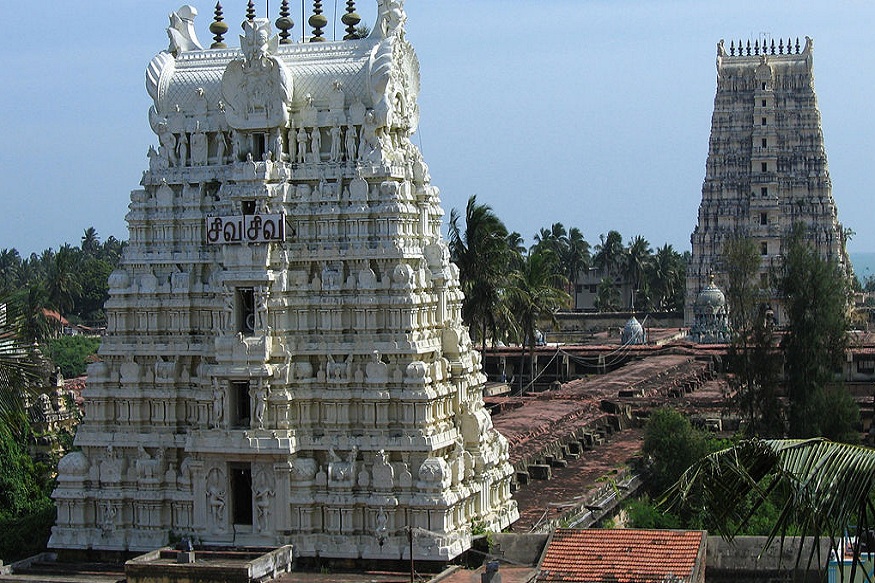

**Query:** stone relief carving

left=99, top=499, right=117, bottom=533
left=252, top=379, right=268, bottom=429
left=166, top=5, right=203, bottom=55
left=135, top=446, right=165, bottom=482
left=211, top=378, right=224, bottom=428
left=206, top=468, right=226, bottom=532
left=191, top=122, right=208, bottom=166
left=328, top=446, right=357, bottom=487
left=221, top=19, right=292, bottom=131
left=365, top=351, right=389, bottom=384
left=253, top=469, right=275, bottom=532
left=295, top=125, right=308, bottom=164
left=377, top=0, right=407, bottom=38
left=99, top=445, right=122, bottom=485
left=372, top=450, right=394, bottom=490
left=157, top=122, right=178, bottom=167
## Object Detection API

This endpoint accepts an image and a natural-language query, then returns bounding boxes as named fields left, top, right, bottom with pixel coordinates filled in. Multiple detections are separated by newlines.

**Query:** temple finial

left=246, top=0, right=256, bottom=22
left=276, top=0, right=294, bottom=44
left=309, top=1, right=327, bottom=42
left=209, top=2, right=228, bottom=48
left=342, top=0, right=362, bottom=40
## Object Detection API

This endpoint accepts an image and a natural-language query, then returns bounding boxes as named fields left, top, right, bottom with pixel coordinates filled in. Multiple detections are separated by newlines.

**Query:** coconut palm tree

left=46, top=245, right=82, bottom=316
left=0, top=296, right=42, bottom=434
left=0, top=249, right=21, bottom=294
left=506, top=248, right=570, bottom=393
left=532, top=223, right=567, bottom=256
left=562, top=227, right=590, bottom=310
left=664, top=438, right=875, bottom=579
left=648, top=244, right=683, bottom=311
left=594, top=230, right=625, bottom=277
left=449, top=195, right=510, bottom=348
left=81, top=227, right=100, bottom=256
left=626, top=235, right=652, bottom=309
left=506, top=232, right=527, bottom=271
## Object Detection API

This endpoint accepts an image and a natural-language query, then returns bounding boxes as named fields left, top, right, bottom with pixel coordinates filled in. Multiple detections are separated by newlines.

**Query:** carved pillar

left=189, top=460, right=207, bottom=536
left=274, top=462, right=292, bottom=532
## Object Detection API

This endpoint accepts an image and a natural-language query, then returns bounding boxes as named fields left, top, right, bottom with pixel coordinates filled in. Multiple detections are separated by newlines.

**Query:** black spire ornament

left=209, top=2, right=228, bottom=48
left=276, top=0, right=294, bottom=44
left=309, top=1, right=327, bottom=42
left=342, top=0, right=361, bottom=40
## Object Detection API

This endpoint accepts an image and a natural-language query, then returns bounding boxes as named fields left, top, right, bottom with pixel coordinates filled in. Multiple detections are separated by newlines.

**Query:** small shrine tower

left=686, top=37, right=849, bottom=326
left=50, top=1, right=517, bottom=561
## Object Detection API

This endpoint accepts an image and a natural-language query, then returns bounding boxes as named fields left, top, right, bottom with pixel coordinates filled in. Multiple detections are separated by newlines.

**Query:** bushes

left=0, top=426, right=54, bottom=563
left=47, top=335, right=100, bottom=378
left=0, top=505, right=56, bottom=563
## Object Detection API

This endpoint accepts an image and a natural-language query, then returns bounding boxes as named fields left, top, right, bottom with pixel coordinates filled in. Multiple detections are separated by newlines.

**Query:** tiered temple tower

left=686, top=37, right=848, bottom=325
left=50, top=1, right=517, bottom=561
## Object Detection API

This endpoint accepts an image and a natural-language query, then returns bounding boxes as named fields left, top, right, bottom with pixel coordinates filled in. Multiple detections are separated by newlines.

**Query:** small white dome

left=57, top=451, right=89, bottom=476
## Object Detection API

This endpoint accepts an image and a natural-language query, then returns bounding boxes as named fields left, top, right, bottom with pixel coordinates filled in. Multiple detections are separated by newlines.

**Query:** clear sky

left=1, top=1, right=872, bottom=257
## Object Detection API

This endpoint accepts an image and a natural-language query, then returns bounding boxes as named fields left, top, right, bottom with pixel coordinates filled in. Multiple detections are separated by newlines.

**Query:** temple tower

left=51, top=1, right=517, bottom=561
left=686, top=37, right=848, bottom=326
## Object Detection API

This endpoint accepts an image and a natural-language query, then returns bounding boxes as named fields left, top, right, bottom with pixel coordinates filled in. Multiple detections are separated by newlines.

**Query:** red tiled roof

left=538, top=529, right=705, bottom=583
left=41, top=308, right=69, bottom=326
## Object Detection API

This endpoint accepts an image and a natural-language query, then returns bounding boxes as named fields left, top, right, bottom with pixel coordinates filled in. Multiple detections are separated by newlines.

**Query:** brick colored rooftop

left=537, top=529, right=706, bottom=583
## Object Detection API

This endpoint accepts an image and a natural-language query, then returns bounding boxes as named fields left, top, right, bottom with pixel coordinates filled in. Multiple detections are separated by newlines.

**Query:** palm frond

left=662, top=438, right=875, bottom=577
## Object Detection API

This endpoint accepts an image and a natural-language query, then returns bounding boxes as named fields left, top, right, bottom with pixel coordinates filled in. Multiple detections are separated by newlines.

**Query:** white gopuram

left=51, top=1, right=518, bottom=561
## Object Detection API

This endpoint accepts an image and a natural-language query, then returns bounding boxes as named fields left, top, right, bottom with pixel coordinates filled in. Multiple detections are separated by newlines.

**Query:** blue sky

left=1, top=1, right=872, bottom=257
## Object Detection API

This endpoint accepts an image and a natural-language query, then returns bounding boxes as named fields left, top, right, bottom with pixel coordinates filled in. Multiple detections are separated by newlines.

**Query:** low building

left=537, top=528, right=707, bottom=583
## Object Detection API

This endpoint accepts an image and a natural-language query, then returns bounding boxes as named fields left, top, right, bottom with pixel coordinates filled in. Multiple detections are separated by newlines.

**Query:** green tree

left=46, top=245, right=82, bottom=316
left=532, top=223, right=567, bottom=257
left=99, top=235, right=126, bottom=264
left=73, top=256, right=113, bottom=325
left=17, top=284, right=55, bottom=344
left=562, top=227, right=590, bottom=310
left=48, top=336, right=101, bottom=378
left=723, top=236, right=783, bottom=436
left=449, top=195, right=510, bottom=348
left=781, top=224, right=855, bottom=440
left=0, top=297, right=43, bottom=435
left=594, top=276, right=621, bottom=313
left=594, top=230, right=625, bottom=277
left=665, top=438, right=875, bottom=578
left=0, top=249, right=21, bottom=295
left=80, top=227, right=100, bottom=256
left=506, top=248, right=569, bottom=392
left=643, top=408, right=714, bottom=496
left=646, top=244, right=685, bottom=311
left=625, top=235, right=652, bottom=310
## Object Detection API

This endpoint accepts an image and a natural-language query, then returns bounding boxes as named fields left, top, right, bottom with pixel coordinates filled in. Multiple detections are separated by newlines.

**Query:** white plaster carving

left=51, top=2, right=517, bottom=560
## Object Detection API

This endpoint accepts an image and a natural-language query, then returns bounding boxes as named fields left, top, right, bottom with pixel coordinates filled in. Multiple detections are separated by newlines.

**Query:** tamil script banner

left=206, top=214, right=286, bottom=244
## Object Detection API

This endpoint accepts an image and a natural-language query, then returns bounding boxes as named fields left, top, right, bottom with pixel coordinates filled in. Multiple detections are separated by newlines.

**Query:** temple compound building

left=50, top=1, right=517, bottom=561
left=688, top=275, right=730, bottom=344
left=686, top=37, right=849, bottom=326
